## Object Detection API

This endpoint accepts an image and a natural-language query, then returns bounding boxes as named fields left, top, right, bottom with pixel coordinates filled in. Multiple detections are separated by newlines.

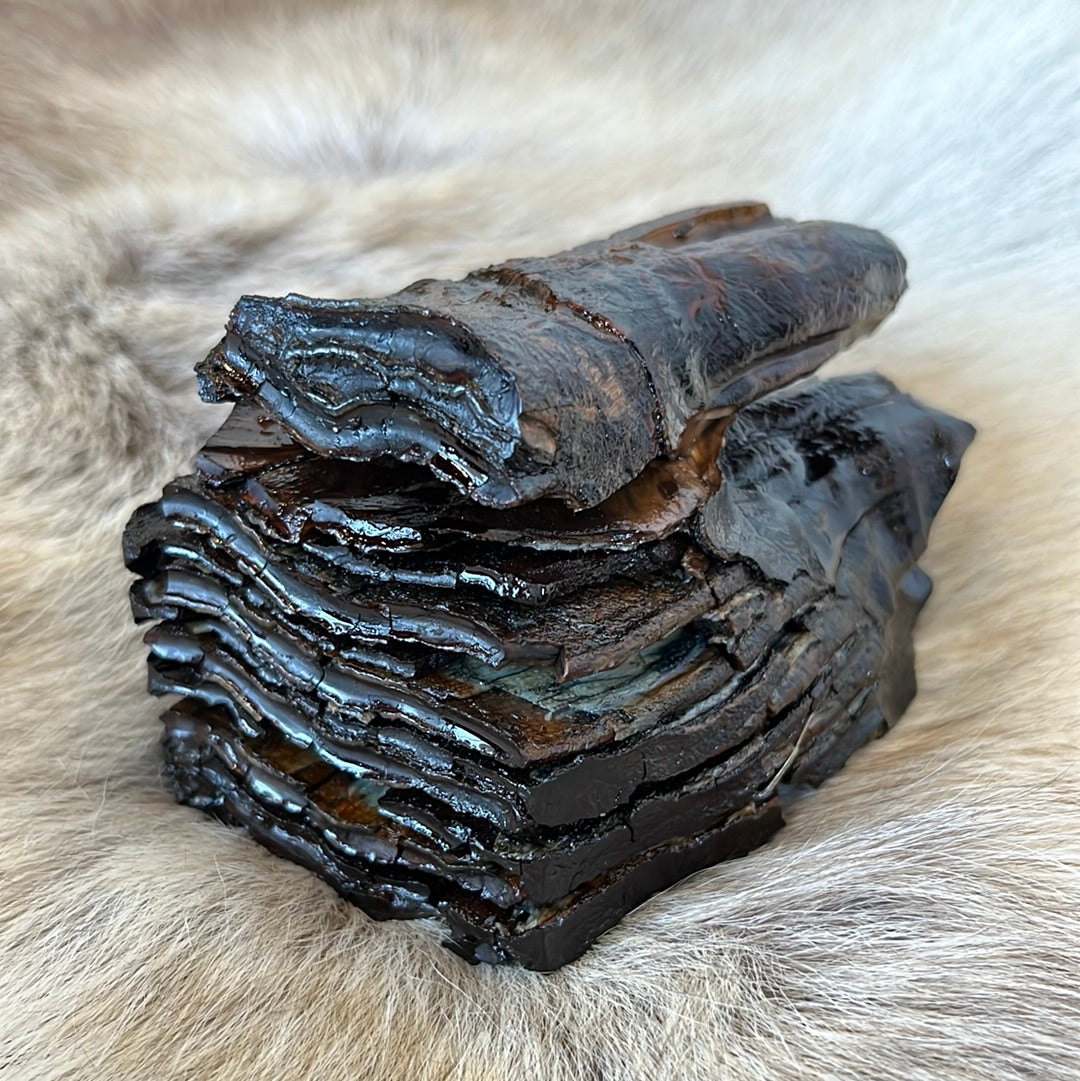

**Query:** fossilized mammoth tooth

left=129, top=204, right=967, bottom=971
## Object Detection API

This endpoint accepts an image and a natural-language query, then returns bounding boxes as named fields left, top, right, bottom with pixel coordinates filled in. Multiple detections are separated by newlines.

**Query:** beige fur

left=2, top=2, right=1078, bottom=1078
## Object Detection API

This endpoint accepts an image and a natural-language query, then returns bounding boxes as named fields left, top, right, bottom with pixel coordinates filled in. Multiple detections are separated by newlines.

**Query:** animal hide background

left=1, top=2, right=1078, bottom=1078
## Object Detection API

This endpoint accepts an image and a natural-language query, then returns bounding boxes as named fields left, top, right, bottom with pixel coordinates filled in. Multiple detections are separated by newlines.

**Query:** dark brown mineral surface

left=125, top=203, right=973, bottom=970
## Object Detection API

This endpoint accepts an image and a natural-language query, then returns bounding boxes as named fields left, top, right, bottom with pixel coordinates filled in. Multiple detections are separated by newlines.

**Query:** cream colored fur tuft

left=1, top=3, right=1078, bottom=1078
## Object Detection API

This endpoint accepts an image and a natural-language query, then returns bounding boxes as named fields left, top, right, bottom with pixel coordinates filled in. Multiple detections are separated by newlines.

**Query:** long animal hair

left=1, top=2, right=1078, bottom=1078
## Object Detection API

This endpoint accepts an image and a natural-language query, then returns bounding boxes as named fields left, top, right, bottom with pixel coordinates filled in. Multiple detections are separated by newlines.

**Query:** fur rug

left=2, top=2, right=1078, bottom=1078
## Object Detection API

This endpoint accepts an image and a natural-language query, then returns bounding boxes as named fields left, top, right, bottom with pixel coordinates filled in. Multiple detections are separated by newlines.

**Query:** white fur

left=1, top=2, right=1078, bottom=1078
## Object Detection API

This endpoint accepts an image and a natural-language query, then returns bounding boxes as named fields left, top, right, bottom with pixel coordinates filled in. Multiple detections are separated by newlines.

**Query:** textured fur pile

left=2, top=3, right=1078, bottom=1078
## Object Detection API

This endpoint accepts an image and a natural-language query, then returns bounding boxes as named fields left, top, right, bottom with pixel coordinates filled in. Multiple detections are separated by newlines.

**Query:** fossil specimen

left=125, top=203, right=972, bottom=970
